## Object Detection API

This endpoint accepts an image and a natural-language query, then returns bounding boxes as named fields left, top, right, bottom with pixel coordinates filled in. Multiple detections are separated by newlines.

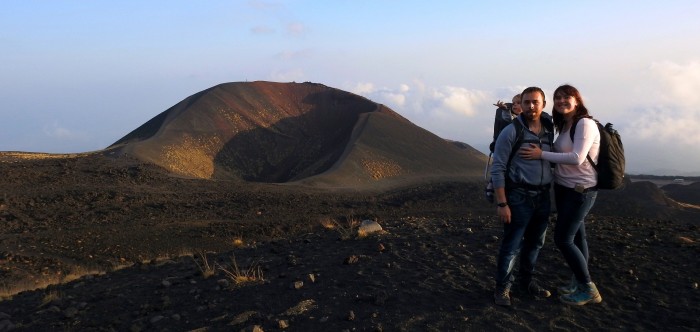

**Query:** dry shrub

left=193, top=250, right=216, bottom=279
left=223, top=228, right=246, bottom=248
left=39, top=289, right=61, bottom=308
left=218, top=254, right=264, bottom=286
left=357, top=227, right=369, bottom=239
left=0, top=264, right=106, bottom=300
left=232, top=237, right=244, bottom=248
left=62, top=265, right=105, bottom=284
left=320, top=215, right=361, bottom=240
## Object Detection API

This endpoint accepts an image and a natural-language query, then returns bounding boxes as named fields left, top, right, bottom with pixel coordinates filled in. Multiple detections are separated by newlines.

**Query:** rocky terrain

left=0, top=82, right=697, bottom=331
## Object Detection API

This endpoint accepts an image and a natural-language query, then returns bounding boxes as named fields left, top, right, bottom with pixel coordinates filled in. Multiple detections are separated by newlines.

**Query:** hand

left=493, top=100, right=506, bottom=108
left=497, top=205, right=511, bottom=224
left=519, top=143, right=542, bottom=160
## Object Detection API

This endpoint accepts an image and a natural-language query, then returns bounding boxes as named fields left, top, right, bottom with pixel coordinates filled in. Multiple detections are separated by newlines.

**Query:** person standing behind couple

left=520, top=84, right=603, bottom=306
left=489, top=94, right=523, bottom=153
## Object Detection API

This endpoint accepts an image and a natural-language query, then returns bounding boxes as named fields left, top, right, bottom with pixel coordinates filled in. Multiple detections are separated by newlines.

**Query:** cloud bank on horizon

left=1, top=1, right=699, bottom=176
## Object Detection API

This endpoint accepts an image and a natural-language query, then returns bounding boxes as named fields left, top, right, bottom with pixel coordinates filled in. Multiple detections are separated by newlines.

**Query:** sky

left=2, top=1, right=700, bottom=176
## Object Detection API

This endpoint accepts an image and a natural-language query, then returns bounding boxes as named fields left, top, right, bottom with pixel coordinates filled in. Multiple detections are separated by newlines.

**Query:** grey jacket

left=490, top=114, right=554, bottom=189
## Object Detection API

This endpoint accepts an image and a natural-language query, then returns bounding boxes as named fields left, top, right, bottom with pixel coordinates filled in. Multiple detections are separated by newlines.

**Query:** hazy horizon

left=2, top=1, right=699, bottom=176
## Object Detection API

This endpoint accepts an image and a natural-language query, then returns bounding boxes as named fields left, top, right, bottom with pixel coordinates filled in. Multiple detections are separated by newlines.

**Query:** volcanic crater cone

left=109, top=81, right=484, bottom=188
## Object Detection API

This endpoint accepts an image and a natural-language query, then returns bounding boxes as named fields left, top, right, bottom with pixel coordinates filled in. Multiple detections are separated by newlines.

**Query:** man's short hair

left=520, top=87, right=546, bottom=102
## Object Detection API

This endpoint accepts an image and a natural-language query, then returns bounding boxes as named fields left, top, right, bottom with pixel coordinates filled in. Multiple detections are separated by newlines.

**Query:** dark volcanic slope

left=108, top=81, right=485, bottom=187
left=662, top=181, right=700, bottom=205
left=591, top=178, right=684, bottom=219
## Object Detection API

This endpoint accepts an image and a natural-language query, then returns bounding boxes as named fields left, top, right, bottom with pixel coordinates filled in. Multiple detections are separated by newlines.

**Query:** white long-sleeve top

left=540, top=118, right=600, bottom=189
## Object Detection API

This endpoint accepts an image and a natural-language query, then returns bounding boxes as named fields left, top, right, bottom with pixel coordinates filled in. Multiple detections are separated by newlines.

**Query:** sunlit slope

left=109, top=81, right=486, bottom=186
left=296, top=110, right=485, bottom=188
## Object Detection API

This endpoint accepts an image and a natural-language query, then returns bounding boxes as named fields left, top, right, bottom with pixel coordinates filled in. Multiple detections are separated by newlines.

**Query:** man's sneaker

left=525, top=280, right=552, bottom=298
left=494, top=286, right=511, bottom=306
left=558, top=275, right=578, bottom=295
left=560, top=282, right=602, bottom=305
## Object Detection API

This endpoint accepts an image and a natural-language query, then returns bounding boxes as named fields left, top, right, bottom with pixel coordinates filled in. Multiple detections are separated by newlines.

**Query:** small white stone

left=358, top=220, right=383, bottom=234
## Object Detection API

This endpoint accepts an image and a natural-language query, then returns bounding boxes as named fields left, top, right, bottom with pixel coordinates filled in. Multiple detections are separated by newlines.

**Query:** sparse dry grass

left=218, top=254, right=264, bottom=286
left=161, top=134, right=222, bottom=179
left=62, top=265, right=106, bottom=284
left=320, top=215, right=361, bottom=240
left=0, top=151, right=88, bottom=161
left=0, top=251, right=212, bottom=300
left=0, top=264, right=108, bottom=300
left=357, top=227, right=369, bottom=239
left=232, top=237, right=244, bottom=248
left=39, top=289, right=61, bottom=308
left=361, top=157, right=404, bottom=180
left=193, top=250, right=216, bottom=279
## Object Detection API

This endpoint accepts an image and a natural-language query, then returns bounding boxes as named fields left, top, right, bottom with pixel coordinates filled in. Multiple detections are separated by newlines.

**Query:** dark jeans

left=553, top=183, right=597, bottom=285
left=495, top=188, right=550, bottom=289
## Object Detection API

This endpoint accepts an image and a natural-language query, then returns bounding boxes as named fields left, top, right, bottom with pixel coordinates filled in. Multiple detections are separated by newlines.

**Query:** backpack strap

left=509, top=116, right=553, bottom=167
left=505, top=120, right=524, bottom=175
left=505, top=118, right=547, bottom=186
left=542, top=114, right=555, bottom=164
left=570, top=117, right=598, bottom=172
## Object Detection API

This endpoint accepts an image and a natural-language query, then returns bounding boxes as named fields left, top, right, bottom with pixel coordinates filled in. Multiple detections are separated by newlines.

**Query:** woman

left=519, top=84, right=602, bottom=305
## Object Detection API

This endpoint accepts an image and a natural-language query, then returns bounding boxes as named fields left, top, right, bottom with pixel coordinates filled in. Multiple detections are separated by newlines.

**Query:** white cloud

left=351, top=83, right=408, bottom=107
left=276, top=49, right=313, bottom=60
left=432, top=86, right=488, bottom=117
left=344, top=77, right=695, bottom=175
left=269, top=69, right=305, bottom=82
left=247, top=0, right=282, bottom=11
left=347, top=80, right=507, bottom=152
left=250, top=26, right=275, bottom=34
left=383, top=92, right=407, bottom=107
left=43, top=122, right=87, bottom=140
left=648, top=60, right=700, bottom=107
left=286, top=22, right=307, bottom=36
left=628, top=60, right=700, bottom=146
left=351, top=81, right=490, bottom=118
left=605, top=60, right=700, bottom=174
left=351, top=82, right=375, bottom=95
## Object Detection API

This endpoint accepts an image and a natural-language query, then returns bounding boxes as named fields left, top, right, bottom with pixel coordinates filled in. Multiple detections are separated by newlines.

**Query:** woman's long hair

left=552, top=84, right=591, bottom=133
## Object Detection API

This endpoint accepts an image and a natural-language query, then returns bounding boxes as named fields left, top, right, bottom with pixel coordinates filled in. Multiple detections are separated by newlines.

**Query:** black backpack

left=570, top=117, right=626, bottom=190
left=485, top=104, right=515, bottom=202
left=489, top=103, right=515, bottom=153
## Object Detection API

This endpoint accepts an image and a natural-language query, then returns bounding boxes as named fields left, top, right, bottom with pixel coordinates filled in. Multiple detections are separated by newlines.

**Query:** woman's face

left=554, top=93, right=578, bottom=117
left=512, top=96, right=522, bottom=114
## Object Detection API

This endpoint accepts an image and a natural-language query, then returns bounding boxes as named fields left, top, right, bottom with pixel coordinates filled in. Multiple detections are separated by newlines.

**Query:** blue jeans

left=495, top=188, right=551, bottom=288
left=553, top=183, right=597, bottom=285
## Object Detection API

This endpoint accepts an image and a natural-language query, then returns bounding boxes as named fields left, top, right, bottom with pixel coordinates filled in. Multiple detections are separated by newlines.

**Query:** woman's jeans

left=495, top=188, right=550, bottom=289
left=553, top=183, right=597, bottom=285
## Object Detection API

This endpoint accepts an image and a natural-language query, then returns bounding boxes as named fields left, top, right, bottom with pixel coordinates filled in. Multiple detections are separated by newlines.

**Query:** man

left=490, top=86, right=554, bottom=306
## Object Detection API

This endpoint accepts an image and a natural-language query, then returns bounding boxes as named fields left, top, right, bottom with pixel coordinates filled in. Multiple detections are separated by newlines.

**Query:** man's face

left=520, top=92, right=545, bottom=121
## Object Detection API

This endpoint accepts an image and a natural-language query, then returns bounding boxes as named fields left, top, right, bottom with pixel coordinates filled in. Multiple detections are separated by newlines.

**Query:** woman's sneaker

left=560, top=282, right=602, bottom=305
left=558, top=275, right=578, bottom=295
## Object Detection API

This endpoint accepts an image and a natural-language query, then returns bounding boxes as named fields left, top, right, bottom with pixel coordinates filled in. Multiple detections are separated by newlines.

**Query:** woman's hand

left=493, top=100, right=506, bottom=108
left=519, top=143, right=543, bottom=160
